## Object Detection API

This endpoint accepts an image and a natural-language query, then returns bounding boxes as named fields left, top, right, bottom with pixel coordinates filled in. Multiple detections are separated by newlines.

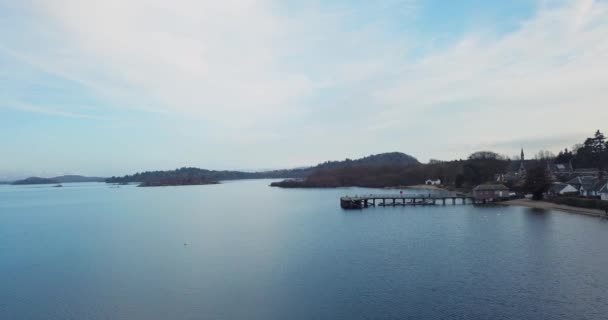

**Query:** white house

left=567, top=176, right=598, bottom=197
left=547, top=183, right=578, bottom=196
left=425, top=179, right=441, bottom=186
left=592, top=179, right=608, bottom=200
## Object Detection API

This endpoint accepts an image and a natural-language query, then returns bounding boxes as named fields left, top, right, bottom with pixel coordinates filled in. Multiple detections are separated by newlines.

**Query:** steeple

left=519, top=148, right=526, bottom=173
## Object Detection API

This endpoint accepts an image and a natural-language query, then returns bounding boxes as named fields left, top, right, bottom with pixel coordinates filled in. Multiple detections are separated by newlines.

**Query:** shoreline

left=388, top=184, right=450, bottom=191
left=503, top=199, right=608, bottom=218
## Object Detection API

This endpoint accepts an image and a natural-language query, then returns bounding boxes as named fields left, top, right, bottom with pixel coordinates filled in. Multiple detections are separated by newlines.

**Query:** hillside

left=314, top=152, right=420, bottom=170
left=12, top=177, right=60, bottom=185
left=271, top=152, right=425, bottom=188
left=271, top=156, right=510, bottom=189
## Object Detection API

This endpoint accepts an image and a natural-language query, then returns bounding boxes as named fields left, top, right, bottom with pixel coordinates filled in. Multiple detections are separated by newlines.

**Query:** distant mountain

left=12, top=177, right=60, bottom=185
left=52, top=175, right=106, bottom=183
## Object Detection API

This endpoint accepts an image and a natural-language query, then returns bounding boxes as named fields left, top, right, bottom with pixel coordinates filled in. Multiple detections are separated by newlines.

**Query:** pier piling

left=340, top=194, right=475, bottom=210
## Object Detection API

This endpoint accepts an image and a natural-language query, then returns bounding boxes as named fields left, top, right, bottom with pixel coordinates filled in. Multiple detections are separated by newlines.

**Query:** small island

left=9, top=175, right=106, bottom=185
left=105, top=166, right=309, bottom=187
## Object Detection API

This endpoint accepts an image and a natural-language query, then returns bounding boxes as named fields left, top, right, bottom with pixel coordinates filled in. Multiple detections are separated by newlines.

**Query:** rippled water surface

left=1, top=180, right=607, bottom=320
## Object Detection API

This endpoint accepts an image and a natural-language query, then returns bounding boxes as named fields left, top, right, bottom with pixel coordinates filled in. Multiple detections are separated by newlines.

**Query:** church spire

left=519, top=148, right=526, bottom=173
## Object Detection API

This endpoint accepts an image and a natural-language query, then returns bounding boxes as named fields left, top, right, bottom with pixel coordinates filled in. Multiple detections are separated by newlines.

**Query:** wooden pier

left=340, top=194, right=476, bottom=209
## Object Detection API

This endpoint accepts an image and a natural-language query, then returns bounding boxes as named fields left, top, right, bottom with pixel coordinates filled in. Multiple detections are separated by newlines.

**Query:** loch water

left=1, top=180, right=607, bottom=320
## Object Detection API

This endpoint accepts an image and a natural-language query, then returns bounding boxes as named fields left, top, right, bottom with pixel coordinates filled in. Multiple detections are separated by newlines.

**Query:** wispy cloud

left=0, top=0, right=606, bottom=172
left=363, top=0, right=608, bottom=157
left=3, top=0, right=420, bottom=125
left=0, top=98, right=103, bottom=119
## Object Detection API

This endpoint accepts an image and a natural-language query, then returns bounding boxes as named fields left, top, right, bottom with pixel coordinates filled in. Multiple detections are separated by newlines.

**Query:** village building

left=599, top=183, right=608, bottom=201
left=546, top=162, right=574, bottom=181
left=567, top=176, right=598, bottom=197
left=546, top=183, right=579, bottom=196
left=497, top=149, right=528, bottom=185
left=590, top=179, right=608, bottom=198
left=572, top=168, right=603, bottom=178
left=472, top=184, right=510, bottom=201
left=494, top=148, right=607, bottom=195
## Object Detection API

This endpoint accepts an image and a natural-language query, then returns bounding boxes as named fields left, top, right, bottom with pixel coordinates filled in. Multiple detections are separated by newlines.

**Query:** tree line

left=555, top=130, right=608, bottom=171
left=273, top=130, right=608, bottom=191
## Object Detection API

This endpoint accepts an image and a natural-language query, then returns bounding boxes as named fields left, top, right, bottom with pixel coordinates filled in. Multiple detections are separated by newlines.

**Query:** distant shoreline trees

left=271, top=156, right=511, bottom=189
left=273, top=130, right=608, bottom=190
left=11, top=177, right=60, bottom=185
left=103, top=130, right=608, bottom=190
left=573, top=130, right=607, bottom=175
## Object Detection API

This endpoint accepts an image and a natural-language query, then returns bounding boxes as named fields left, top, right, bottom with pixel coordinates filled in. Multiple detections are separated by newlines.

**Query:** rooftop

left=473, top=184, right=509, bottom=191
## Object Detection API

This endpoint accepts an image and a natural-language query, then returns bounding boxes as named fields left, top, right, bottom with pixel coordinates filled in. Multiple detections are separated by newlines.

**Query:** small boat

left=53, top=184, right=63, bottom=188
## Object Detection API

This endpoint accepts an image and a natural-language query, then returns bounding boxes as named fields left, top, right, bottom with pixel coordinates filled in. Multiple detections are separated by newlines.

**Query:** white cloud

left=9, top=0, right=319, bottom=127
left=366, top=0, right=608, bottom=158
left=2, top=0, right=607, bottom=167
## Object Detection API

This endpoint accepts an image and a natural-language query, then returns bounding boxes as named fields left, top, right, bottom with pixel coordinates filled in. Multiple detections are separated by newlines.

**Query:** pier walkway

left=340, top=193, right=476, bottom=209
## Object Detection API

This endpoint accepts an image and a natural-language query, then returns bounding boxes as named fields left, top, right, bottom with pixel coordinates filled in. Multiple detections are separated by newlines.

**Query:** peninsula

left=12, top=177, right=60, bottom=185
left=105, top=166, right=310, bottom=187
left=10, top=175, right=106, bottom=185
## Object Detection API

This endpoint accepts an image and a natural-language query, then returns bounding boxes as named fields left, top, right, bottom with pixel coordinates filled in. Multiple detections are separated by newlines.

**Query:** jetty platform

left=340, top=194, right=476, bottom=209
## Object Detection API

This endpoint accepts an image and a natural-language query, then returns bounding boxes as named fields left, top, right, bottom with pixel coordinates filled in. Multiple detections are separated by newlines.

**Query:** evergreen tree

left=555, top=148, right=574, bottom=163
left=573, top=130, right=608, bottom=170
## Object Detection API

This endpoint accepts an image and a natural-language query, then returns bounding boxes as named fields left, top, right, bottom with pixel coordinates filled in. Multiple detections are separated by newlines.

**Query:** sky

left=1, top=0, right=607, bottom=179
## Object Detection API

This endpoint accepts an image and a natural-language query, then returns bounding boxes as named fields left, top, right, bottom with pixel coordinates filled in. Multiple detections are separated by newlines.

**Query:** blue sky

left=1, top=0, right=607, bottom=179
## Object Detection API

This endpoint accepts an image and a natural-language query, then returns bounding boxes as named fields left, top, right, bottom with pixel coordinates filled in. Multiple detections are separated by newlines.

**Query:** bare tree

left=535, top=150, right=555, bottom=160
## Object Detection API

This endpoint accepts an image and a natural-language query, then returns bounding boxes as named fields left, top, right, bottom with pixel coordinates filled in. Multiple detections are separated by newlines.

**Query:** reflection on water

left=1, top=180, right=607, bottom=320
left=528, top=207, right=550, bottom=215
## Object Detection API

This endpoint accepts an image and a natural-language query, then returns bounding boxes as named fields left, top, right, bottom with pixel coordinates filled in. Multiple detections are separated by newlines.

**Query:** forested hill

left=105, top=152, right=419, bottom=185
left=105, top=167, right=312, bottom=184
left=271, top=152, right=510, bottom=189
left=314, top=152, right=420, bottom=170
